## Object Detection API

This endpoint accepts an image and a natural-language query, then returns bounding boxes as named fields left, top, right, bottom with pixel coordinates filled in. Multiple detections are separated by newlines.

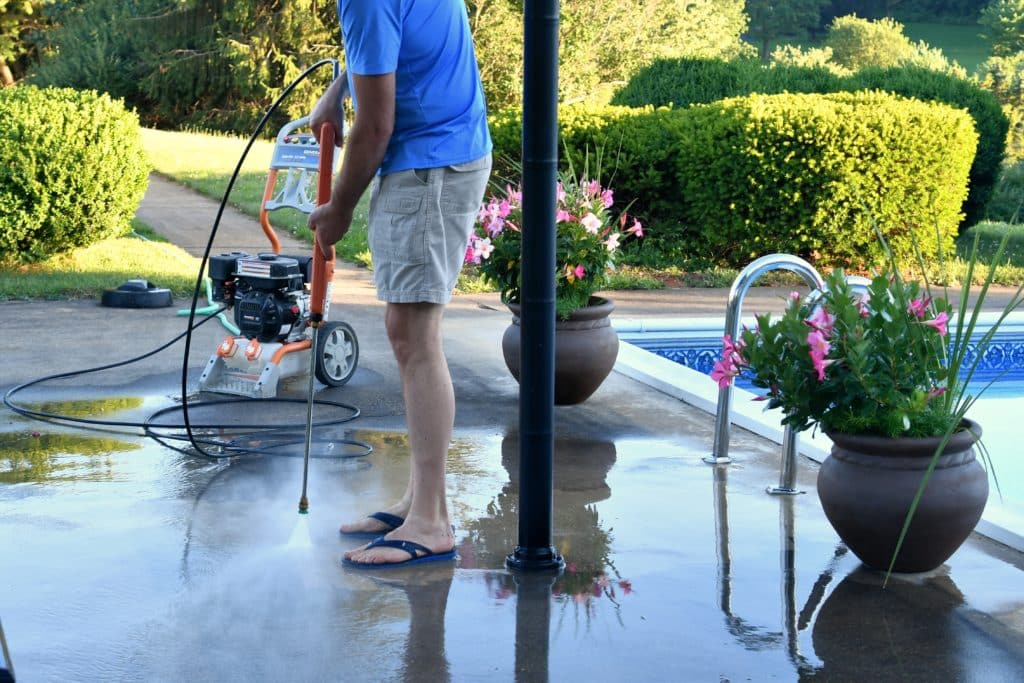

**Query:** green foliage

left=0, top=85, right=150, bottom=262
left=30, top=0, right=339, bottom=134
left=610, top=57, right=844, bottom=109
left=0, top=0, right=51, bottom=83
left=986, top=158, right=1024, bottom=222
left=673, top=92, right=976, bottom=268
left=726, top=268, right=959, bottom=437
left=771, top=45, right=852, bottom=76
left=848, top=66, right=1007, bottom=226
left=977, top=52, right=1024, bottom=163
left=980, top=0, right=1024, bottom=57
left=492, top=92, right=976, bottom=270
left=745, top=0, right=831, bottom=61
left=959, top=220, right=1024, bottom=263
left=823, top=15, right=965, bottom=77
left=468, top=0, right=751, bottom=110
left=614, top=58, right=1006, bottom=229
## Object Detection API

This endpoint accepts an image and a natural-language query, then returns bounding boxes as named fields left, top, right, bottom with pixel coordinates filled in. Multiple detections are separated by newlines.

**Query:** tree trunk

left=0, top=60, right=14, bottom=87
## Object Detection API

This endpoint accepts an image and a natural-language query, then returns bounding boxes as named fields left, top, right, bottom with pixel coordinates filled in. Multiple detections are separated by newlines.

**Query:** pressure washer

left=197, top=94, right=358, bottom=399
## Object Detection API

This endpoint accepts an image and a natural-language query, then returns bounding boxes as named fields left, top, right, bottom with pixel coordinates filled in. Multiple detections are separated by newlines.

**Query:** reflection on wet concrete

left=0, top=430, right=137, bottom=483
left=808, top=568, right=1024, bottom=681
left=13, top=395, right=144, bottom=421
left=713, top=463, right=844, bottom=674
left=3, top=423, right=1024, bottom=681
left=459, top=433, right=617, bottom=569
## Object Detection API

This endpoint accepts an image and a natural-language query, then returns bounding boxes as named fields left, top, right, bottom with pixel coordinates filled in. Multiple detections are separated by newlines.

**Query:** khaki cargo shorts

left=367, top=153, right=492, bottom=304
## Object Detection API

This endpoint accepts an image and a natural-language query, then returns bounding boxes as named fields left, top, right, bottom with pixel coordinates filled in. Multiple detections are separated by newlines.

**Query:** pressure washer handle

left=311, top=122, right=337, bottom=323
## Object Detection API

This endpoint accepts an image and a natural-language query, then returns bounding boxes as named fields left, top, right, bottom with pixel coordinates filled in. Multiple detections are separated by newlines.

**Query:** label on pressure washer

left=271, top=134, right=321, bottom=170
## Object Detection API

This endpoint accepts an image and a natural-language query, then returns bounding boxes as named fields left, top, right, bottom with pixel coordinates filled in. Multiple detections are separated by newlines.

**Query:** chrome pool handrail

left=705, top=254, right=825, bottom=495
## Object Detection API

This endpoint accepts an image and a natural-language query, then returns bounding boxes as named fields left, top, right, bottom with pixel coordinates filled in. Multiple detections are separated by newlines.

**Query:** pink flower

left=722, top=334, right=746, bottom=359
left=807, top=330, right=831, bottom=381
left=807, top=329, right=830, bottom=356
left=556, top=182, right=566, bottom=204
left=928, top=387, right=947, bottom=398
left=619, top=579, right=632, bottom=595
left=476, top=237, right=494, bottom=260
left=806, top=307, right=835, bottom=336
left=601, top=188, right=614, bottom=208
left=908, top=296, right=932, bottom=319
left=574, top=264, right=585, bottom=279
left=604, top=232, right=621, bottom=252
left=627, top=218, right=643, bottom=238
left=811, top=357, right=836, bottom=381
left=464, top=243, right=476, bottom=265
left=922, top=311, right=949, bottom=336
left=556, top=209, right=574, bottom=223
left=581, top=212, right=602, bottom=234
left=711, top=358, right=738, bottom=388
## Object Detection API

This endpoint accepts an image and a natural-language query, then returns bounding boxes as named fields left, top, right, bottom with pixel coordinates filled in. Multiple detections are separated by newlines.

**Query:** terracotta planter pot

left=817, top=420, right=988, bottom=573
left=501, top=297, right=619, bottom=405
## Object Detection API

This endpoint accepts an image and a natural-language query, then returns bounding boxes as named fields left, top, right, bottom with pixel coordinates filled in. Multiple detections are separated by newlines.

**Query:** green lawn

left=0, top=225, right=202, bottom=300
left=901, top=22, right=991, bottom=75
left=140, top=128, right=373, bottom=268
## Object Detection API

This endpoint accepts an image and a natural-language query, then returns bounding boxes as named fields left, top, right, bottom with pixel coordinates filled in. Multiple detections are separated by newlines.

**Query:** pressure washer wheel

left=315, top=320, right=359, bottom=386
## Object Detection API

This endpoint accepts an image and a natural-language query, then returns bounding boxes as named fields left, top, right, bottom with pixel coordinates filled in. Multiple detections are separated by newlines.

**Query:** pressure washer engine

left=197, top=109, right=358, bottom=399
left=198, top=249, right=357, bottom=398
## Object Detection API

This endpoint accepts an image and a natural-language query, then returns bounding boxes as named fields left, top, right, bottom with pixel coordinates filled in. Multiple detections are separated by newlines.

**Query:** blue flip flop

left=342, top=538, right=457, bottom=569
left=339, top=511, right=405, bottom=538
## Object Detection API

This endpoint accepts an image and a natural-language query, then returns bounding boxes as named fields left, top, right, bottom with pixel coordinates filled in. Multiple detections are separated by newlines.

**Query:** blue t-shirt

left=338, top=0, right=492, bottom=175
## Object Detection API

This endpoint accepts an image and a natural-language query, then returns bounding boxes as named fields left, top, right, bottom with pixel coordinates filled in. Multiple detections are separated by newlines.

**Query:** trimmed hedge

left=669, top=92, right=976, bottom=267
left=0, top=86, right=150, bottom=263
left=847, top=67, right=1007, bottom=228
left=610, top=58, right=844, bottom=109
left=490, top=92, right=977, bottom=269
left=611, top=59, right=1007, bottom=229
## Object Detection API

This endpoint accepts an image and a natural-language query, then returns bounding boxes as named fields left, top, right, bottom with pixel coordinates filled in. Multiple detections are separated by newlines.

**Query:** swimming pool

left=615, top=313, right=1024, bottom=553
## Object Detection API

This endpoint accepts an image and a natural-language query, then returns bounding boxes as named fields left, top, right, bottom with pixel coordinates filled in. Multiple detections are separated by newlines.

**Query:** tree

left=0, top=0, right=51, bottom=86
left=745, top=0, right=830, bottom=62
left=980, top=0, right=1024, bottom=57
left=469, top=0, right=751, bottom=110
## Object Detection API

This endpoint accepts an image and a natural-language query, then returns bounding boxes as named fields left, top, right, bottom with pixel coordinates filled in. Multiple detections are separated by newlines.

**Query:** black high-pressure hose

left=179, top=58, right=340, bottom=458
left=3, top=59, right=372, bottom=462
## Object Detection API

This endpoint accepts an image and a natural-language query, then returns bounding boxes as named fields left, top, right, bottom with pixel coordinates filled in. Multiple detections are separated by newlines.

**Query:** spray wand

left=299, top=121, right=337, bottom=514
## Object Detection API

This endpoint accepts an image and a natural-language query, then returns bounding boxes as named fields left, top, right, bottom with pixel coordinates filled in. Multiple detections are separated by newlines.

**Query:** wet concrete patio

left=3, top=290, right=1024, bottom=682
left=2, top=176, right=1023, bottom=680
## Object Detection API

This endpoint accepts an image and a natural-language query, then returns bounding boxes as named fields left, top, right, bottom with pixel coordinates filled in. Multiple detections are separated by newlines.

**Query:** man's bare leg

left=343, top=302, right=455, bottom=564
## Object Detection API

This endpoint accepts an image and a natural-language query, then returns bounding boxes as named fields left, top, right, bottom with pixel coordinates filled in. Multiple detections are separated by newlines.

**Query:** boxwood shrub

left=611, top=58, right=1007, bottom=229
left=670, top=92, right=976, bottom=268
left=490, top=91, right=977, bottom=269
left=0, top=86, right=151, bottom=262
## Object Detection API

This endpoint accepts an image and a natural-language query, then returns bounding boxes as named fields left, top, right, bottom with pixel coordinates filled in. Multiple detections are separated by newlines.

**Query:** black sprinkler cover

left=101, top=279, right=173, bottom=308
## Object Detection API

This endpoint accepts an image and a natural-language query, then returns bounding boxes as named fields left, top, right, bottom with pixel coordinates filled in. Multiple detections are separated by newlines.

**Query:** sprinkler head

left=298, top=495, right=309, bottom=514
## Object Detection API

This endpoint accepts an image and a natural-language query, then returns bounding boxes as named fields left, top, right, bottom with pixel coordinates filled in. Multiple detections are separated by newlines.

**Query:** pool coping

left=613, top=316, right=1024, bottom=555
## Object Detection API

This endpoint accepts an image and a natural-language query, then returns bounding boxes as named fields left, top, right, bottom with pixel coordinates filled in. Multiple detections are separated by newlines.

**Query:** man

left=308, top=0, right=492, bottom=567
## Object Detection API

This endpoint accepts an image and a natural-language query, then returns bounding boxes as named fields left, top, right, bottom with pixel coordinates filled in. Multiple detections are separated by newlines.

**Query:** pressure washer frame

left=197, top=83, right=358, bottom=399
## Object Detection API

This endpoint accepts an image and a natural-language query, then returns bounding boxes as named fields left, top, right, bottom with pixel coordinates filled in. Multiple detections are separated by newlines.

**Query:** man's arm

left=308, top=72, right=395, bottom=258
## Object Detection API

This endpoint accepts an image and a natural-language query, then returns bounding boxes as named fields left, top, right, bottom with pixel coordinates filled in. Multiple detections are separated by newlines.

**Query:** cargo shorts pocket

left=372, top=169, right=429, bottom=266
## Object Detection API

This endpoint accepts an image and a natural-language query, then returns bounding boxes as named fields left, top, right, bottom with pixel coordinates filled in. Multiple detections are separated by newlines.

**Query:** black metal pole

left=506, top=0, right=563, bottom=572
